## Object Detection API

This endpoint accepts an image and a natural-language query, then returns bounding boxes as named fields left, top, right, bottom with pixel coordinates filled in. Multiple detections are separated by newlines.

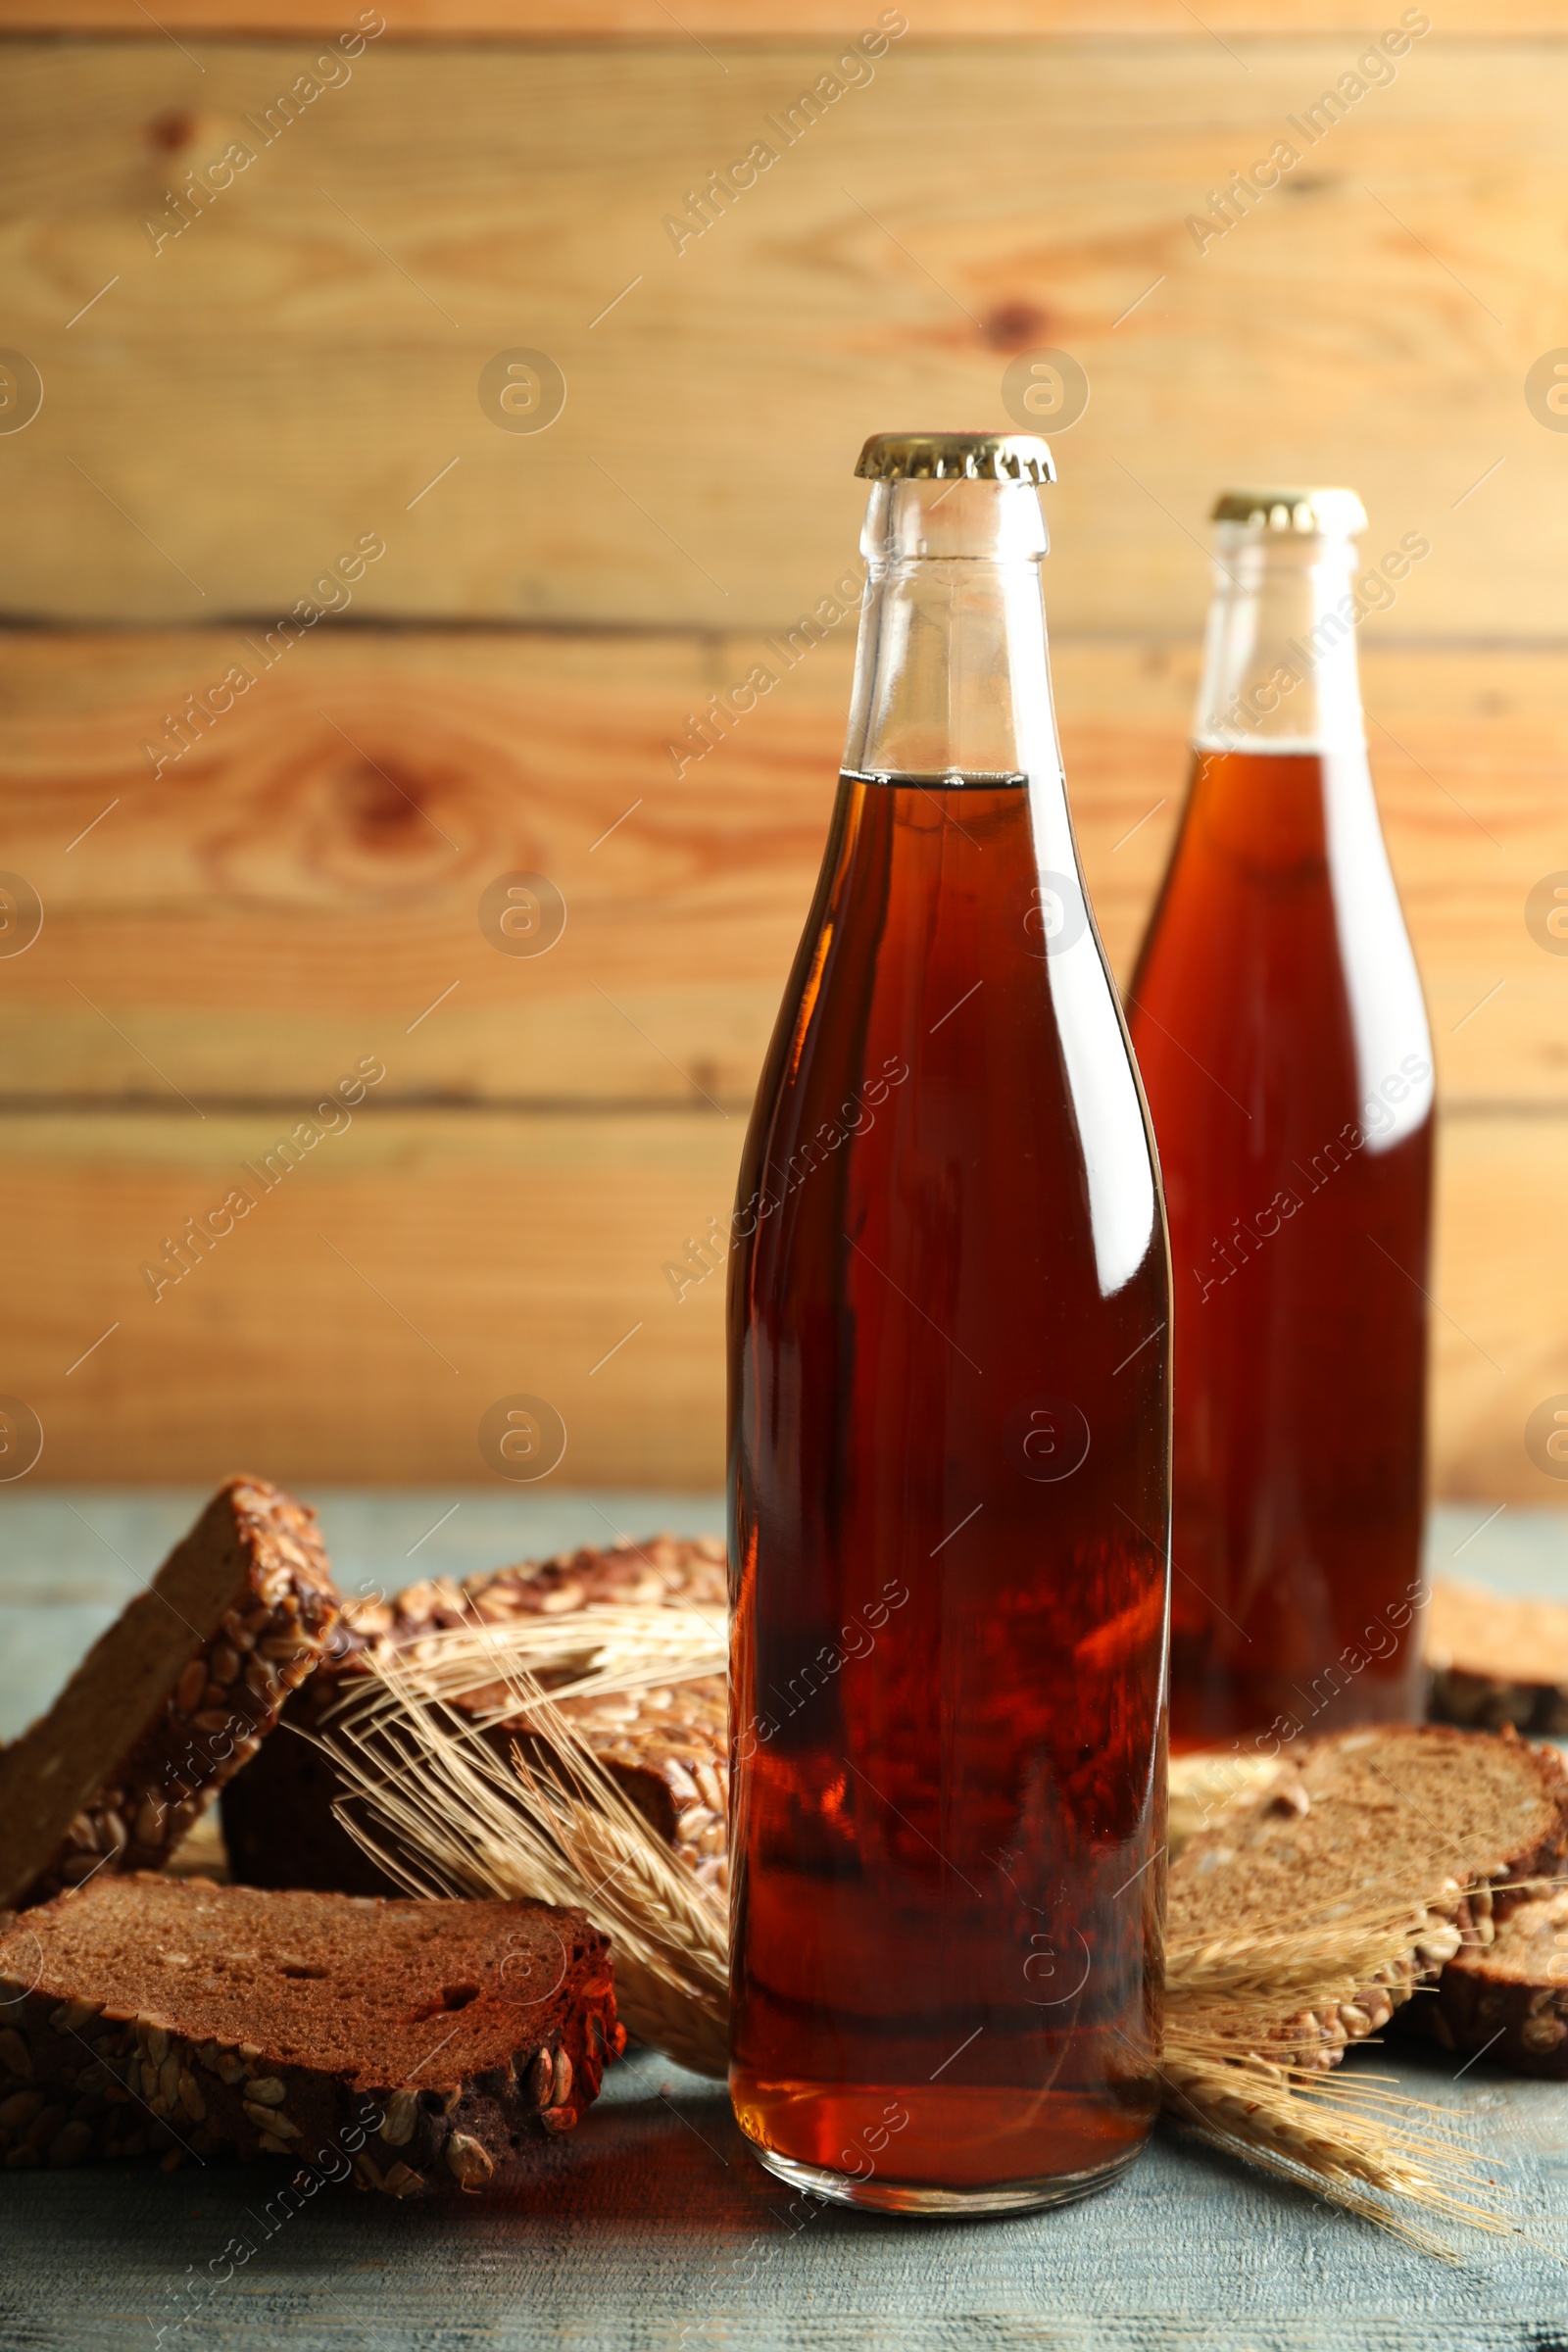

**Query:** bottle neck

left=1194, top=524, right=1366, bottom=755
left=843, top=478, right=1063, bottom=783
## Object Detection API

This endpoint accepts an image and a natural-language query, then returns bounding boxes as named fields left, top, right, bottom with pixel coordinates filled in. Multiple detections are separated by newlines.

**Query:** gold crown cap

left=1212, top=485, right=1367, bottom=535
left=856, top=432, right=1056, bottom=485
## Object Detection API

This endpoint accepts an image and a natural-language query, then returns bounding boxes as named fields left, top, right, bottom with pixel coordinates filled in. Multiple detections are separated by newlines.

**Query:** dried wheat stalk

left=328, top=1641, right=728, bottom=2078
left=1162, top=1878, right=1516, bottom=2239
left=1157, top=2050, right=1512, bottom=2254
left=327, top=1603, right=1514, bottom=2243
left=1164, top=1907, right=1430, bottom=2000
left=337, top=1603, right=726, bottom=1722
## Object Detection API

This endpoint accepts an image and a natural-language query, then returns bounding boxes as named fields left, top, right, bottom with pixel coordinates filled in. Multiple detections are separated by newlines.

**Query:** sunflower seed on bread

left=0, top=1479, right=338, bottom=1912
left=0, top=1874, right=622, bottom=2188
left=1410, top=1879, right=1568, bottom=2078
left=1167, top=1749, right=1285, bottom=1858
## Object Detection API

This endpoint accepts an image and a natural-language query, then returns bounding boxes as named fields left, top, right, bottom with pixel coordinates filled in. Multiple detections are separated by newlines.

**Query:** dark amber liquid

left=728, top=773, right=1169, bottom=2198
left=1128, top=749, right=1433, bottom=1752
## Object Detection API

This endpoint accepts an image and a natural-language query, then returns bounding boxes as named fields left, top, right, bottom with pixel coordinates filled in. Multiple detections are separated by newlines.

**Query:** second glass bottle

left=1129, top=487, right=1434, bottom=1750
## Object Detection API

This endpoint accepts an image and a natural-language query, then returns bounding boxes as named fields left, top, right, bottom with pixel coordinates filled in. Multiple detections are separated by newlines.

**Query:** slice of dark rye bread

left=1412, top=1881, right=1568, bottom=2078
left=1167, top=1725, right=1568, bottom=2069
left=0, top=1479, right=339, bottom=1912
left=1425, top=1578, right=1568, bottom=1736
left=222, top=1536, right=728, bottom=1898
left=0, top=1876, right=623, bottom=2190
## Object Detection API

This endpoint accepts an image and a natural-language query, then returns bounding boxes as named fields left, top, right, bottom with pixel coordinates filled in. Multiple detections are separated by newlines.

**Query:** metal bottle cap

left=856, top=432, right=1056, bottom=484
left=1211, top=485, right=1367, bottom=535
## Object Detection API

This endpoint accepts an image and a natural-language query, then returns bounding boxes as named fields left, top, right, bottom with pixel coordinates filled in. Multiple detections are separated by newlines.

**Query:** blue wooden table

left=2, top=1490, right=1566, bottom=2352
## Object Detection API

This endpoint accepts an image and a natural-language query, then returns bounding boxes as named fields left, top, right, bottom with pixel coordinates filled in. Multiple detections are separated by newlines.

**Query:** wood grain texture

left=5, top=4, right=1561, bottom=36
left=5, top=1099, right=1564, bottom=1490
left=4, top=15, right=1562, bottom=1499
left=5, top=2030, right=1568, bottom=2352
left=2, top=1105, right=736, bottom=1485
left=0, top=629, right=1562, bottom=1110
left=1, top=622, right=1558, bottom=1491
left=2, top=38, right=1562, bottom=630
left=1432, top=1113, right=1568, bottom=1507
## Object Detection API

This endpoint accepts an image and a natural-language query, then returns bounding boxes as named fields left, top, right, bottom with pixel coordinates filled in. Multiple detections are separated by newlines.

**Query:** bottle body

left=727, top=450, right=1170, bottom=2213
left=1128, top=502, right=1434, bottom=1751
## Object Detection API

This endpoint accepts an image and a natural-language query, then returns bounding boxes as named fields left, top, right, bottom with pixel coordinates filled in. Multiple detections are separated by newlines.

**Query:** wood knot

left=147, top=110, right=197, bottom=153
left=981, top=301, right=1055, bottom=354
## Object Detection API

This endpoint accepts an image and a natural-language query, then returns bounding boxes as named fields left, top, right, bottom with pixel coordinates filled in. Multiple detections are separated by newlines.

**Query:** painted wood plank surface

left=0, top=2035, right=1562, bottom=2352
left=0, top=1492, right=1565, bottom=2352
left=1, top=38, right=1559, bottom=631
left=1, top=630, right=1562, bottom=1111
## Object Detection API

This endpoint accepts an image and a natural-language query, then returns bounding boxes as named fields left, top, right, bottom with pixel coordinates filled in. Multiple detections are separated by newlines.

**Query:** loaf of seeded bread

left=0, top=1875, right=622, bottom=2190
left=0, top=1480, right=339, bottom=1912
left=1168, top=1724, right=1568, bottom=2071
left=1409, top=1880, right=1568, bottom=2078
left=221, top=1536, right=728, bottom=1898
left=1425, top=1578, right=1568, bottom=1736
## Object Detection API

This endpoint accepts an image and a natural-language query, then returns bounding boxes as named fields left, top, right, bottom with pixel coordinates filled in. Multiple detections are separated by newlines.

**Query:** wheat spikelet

left=325, top=1601, right=1516, bottom=2241
left=1158, top=2049, right=1513, bottom=2254
left=1161, top=1873, right=1516, bottom=2241
left=609, top=1950, right=728, bottom=2080
left=1168, top=2008, right=1360, bottom=2076
left=327, top=1643, right=728, bottom=2078
left=338, top=1604, right=725, bottom=1726
left=1164, top=1904, right=1430, bottom=1999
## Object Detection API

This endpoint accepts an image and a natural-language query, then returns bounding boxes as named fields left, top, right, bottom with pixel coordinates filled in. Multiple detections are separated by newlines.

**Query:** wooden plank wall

left=0, top=6, right=1565, bottom=1494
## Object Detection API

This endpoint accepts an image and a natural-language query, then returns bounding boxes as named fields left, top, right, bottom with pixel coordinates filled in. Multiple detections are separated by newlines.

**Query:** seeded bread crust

left=0, top=1479, right=339, bottom=1911
left=1409, top=1880, right=1568, bottom=2078
left=554, top=1679, right=728, bottom=1890
left=222, top=1536, right=728, bottom=1896
left=0, top=1876, right=623, bottom=2192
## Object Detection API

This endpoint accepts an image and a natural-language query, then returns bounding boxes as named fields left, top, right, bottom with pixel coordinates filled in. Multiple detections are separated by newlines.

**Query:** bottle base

left=743, top=2132, right=1149, bottom=2218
